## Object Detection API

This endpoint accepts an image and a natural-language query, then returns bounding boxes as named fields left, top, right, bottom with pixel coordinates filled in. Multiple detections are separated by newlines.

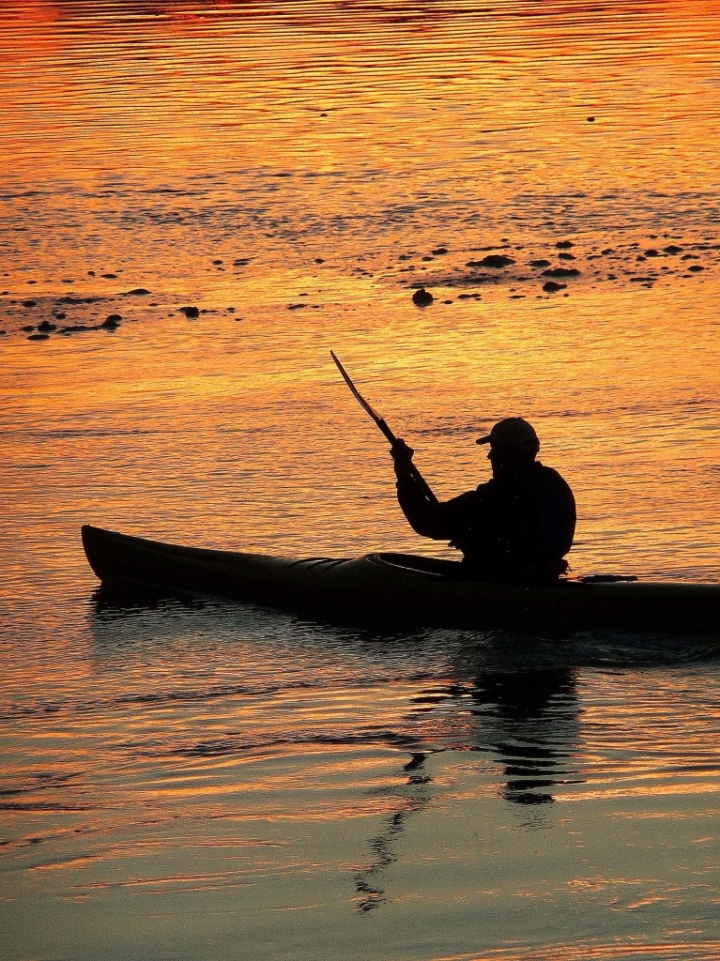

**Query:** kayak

left=81, top=525, right=720, bottom=635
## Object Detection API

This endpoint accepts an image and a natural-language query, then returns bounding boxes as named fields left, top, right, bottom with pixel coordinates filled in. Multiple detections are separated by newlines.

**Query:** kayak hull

left=81, top=525, right=720, bottom=635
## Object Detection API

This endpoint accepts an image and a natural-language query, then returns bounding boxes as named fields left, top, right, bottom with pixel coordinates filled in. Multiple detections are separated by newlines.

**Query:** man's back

left=443, top=461, right=576, bottom=579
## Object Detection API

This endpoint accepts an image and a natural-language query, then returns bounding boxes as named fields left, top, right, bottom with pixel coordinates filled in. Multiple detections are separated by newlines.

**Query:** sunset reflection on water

left=2, top=3, right=720, bottom=960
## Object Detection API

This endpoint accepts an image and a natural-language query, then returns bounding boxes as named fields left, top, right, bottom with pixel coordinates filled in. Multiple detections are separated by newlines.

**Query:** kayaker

left=390, top=417, right=576, bottom=582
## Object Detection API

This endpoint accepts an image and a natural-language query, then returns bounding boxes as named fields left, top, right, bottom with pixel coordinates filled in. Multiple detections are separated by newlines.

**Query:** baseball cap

left=476, top=417, right=540, bottom=453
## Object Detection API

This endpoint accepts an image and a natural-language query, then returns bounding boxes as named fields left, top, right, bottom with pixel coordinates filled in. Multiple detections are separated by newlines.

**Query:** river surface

left=2, top=3, right=720, bottom=960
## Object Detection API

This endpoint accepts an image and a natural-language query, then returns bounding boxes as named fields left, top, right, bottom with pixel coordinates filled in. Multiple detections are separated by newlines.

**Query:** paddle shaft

left=330, top=352, right=439, bottom=505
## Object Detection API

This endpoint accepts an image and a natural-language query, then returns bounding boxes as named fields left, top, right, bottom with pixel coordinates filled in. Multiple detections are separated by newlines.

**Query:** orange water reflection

left=3, top=278, right=720, bottom=581
left=2, top=1, right=720, bottom=190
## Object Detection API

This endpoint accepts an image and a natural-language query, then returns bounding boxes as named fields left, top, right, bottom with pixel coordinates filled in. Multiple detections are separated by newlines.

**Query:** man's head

left=476, top=417, right=540, bottom=478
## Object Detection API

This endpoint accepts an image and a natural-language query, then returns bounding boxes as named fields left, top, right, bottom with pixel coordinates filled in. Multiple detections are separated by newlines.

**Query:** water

left=2, top=2, right=720, bottom=959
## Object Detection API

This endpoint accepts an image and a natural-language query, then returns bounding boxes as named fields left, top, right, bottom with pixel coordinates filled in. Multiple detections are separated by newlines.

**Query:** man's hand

left=390, top=438, right=415, bottom=480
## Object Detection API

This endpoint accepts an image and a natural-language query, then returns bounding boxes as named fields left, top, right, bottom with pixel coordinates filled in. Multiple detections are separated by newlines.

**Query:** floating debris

left=542, top=267, right=581, bottom=278
left=466, top=254, right=514, bottom=269
left=412, top=287, right=434, bottom=306
left=404, top=753, right=427, bottom=771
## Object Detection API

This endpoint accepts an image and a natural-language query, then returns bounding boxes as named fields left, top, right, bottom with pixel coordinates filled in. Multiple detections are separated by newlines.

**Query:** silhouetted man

left=391, top=417, right=575, bottom=582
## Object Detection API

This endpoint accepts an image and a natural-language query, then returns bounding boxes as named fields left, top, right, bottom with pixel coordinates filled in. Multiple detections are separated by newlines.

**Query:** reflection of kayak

left=81, top=525, right=720, bottom=635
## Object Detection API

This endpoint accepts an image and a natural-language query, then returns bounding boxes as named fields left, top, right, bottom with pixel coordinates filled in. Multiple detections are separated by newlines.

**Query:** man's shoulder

left=449, top=486, right=486, bottom=506
left=536, top=461, right=570, bottom=484
left=472, top=478, right=496, bottom=496
left=535, top=461, right=575, bottom=504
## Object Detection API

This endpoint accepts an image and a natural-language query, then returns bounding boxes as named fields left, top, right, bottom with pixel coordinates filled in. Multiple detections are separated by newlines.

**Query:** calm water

left=2, top=2, right=720, bottom=959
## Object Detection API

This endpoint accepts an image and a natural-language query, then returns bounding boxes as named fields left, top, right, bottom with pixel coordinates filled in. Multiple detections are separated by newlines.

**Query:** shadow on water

left=469, top=668, right=582, bottom=807
left=353, top=667, right=582, bottom=911
left=89, top=582, right=449, bottom=654
left=353, top=752, right=434, bottom=913
left=405, top=665, right=583, bottom=807
left=86, top=583, right=720, bottom=913
left=92, top=582, right=209, bottom=617
left=90, top=582, right=720, bottom=667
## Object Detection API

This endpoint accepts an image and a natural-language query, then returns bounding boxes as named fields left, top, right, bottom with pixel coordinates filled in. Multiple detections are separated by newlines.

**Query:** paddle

left=330, top=351, right=438, bottom=505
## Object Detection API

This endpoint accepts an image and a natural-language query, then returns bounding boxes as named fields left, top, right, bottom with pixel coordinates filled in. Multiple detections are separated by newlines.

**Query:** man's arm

left=391, top=439, right=458, bottom=540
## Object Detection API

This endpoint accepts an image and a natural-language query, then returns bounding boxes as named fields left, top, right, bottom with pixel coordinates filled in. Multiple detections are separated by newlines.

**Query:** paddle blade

left=330, top=351, right=383, bottom=425
left=330, top=351, right=436, bottom=503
